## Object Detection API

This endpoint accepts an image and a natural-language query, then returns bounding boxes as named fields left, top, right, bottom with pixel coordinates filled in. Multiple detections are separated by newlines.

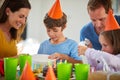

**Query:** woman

left=0, top=0, right=31, bottom=58
left=0, top=0, right=31, bottom=76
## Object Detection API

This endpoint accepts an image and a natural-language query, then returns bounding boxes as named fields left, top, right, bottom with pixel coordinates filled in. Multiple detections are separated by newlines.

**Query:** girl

left=78, top=29, right=120, bottom=71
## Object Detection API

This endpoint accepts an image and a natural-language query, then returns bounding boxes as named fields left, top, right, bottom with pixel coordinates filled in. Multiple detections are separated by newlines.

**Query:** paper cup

left=19, top=54, right=32, bottom=74
left=75, top=64, right=90, bottom=80
left=4, top=58, right=18, bottom=80
left=57, top=63, right=72, bottom=80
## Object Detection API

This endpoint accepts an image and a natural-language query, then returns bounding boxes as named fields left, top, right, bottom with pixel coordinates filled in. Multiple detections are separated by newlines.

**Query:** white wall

left=27, top=0, right=90, bottom=43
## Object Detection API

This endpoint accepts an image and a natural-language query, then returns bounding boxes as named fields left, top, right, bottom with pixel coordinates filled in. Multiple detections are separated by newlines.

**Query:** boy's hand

left=48, top=53, right=67, bottom=60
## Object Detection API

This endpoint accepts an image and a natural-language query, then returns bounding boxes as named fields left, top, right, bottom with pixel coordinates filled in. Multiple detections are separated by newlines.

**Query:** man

left=80, top=0, right=120, bottom=50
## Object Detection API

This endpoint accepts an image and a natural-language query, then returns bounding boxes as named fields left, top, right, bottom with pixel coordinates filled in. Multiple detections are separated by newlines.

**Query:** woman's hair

left=100, top=29, right=120, bottom=55
left=43, top=12, right=67, bottom=30
left=0, top=0, right=31, bottom=40
left=87, top=0, right=112, bottom=14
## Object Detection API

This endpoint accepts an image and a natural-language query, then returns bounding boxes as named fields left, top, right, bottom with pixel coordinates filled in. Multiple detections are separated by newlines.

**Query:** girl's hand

left=84, top=38, right=93, bottom=48
left=78, top=45, right=88, bottom=56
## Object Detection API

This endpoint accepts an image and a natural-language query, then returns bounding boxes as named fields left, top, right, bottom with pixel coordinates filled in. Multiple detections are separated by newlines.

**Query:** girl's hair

left=0, top=0, right=31, bottom=40
left=87, top=0, right=112, bottom=14
left=100, top=29, right=120, bottom=55
left=43, top=12, right=67, bottom=30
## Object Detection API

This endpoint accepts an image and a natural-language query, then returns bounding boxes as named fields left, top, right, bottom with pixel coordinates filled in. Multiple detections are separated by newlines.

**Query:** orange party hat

left=20, top=61, right=36, bottom=80
left=45, top=66, right=56, bottom=80
left=105, top=10, right=120, bottom=31
left=48, top=0, right=63, bottom=19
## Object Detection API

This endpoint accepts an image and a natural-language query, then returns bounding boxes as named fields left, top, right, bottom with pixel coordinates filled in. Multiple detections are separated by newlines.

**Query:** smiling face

left=6, top=8, right=30, bottom=29
left=88, top=6, right=108, bottom=35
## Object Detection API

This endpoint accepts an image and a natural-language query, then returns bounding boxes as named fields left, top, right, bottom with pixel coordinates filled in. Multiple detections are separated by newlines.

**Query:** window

left=112, top=0, right=120, bottom=14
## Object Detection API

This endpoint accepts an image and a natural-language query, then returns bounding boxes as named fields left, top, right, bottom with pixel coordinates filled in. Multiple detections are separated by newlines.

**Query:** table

left=1, top=54, right=120, bottom=80
left=1, top=71, right=120, bottom=80
left=88, top=71, right=120, bottom=80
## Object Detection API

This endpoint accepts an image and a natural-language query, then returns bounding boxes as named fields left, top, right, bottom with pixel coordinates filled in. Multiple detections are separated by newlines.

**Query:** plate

left=32, top=54, right=54, bottom=64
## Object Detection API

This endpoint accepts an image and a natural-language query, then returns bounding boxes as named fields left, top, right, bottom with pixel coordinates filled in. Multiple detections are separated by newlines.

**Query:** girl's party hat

left=105, top=10, right=120, bottom=31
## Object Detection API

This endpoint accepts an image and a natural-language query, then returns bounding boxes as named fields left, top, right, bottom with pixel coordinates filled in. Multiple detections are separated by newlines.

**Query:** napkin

left=0, top=60, right=4, bottom=76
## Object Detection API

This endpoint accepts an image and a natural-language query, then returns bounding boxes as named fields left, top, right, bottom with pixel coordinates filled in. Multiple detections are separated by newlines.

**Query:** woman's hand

left=78, top=45, right=88, bottom=56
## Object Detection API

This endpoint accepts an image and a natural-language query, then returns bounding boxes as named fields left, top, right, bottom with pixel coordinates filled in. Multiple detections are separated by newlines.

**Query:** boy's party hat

left=48, top=0, right=63, bottom=19
left=105, top=10, right=120, bottom=31
left=20, top=61, right=36, bottom=80
left=45, top=66, right=56, bottom=80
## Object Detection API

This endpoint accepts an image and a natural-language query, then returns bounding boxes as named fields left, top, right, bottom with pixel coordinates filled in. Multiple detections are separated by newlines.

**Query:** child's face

left=99, top=35, right=113, bottom=54
left=46, top=27, right=63, bottom=41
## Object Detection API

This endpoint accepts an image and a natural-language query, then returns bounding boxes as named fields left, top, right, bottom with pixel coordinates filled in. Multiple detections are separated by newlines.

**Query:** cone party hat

left=45, top=66, right=56, bottom=80
left=20, top=61, right=36, bottom=80
left=105, top=10, right=120, bottom=31
left=48, top=0, right=63, bottom=19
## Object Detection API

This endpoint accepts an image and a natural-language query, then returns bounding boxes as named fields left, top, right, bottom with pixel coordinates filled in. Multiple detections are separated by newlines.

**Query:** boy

left=38, top=0, right=82, bottom=64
